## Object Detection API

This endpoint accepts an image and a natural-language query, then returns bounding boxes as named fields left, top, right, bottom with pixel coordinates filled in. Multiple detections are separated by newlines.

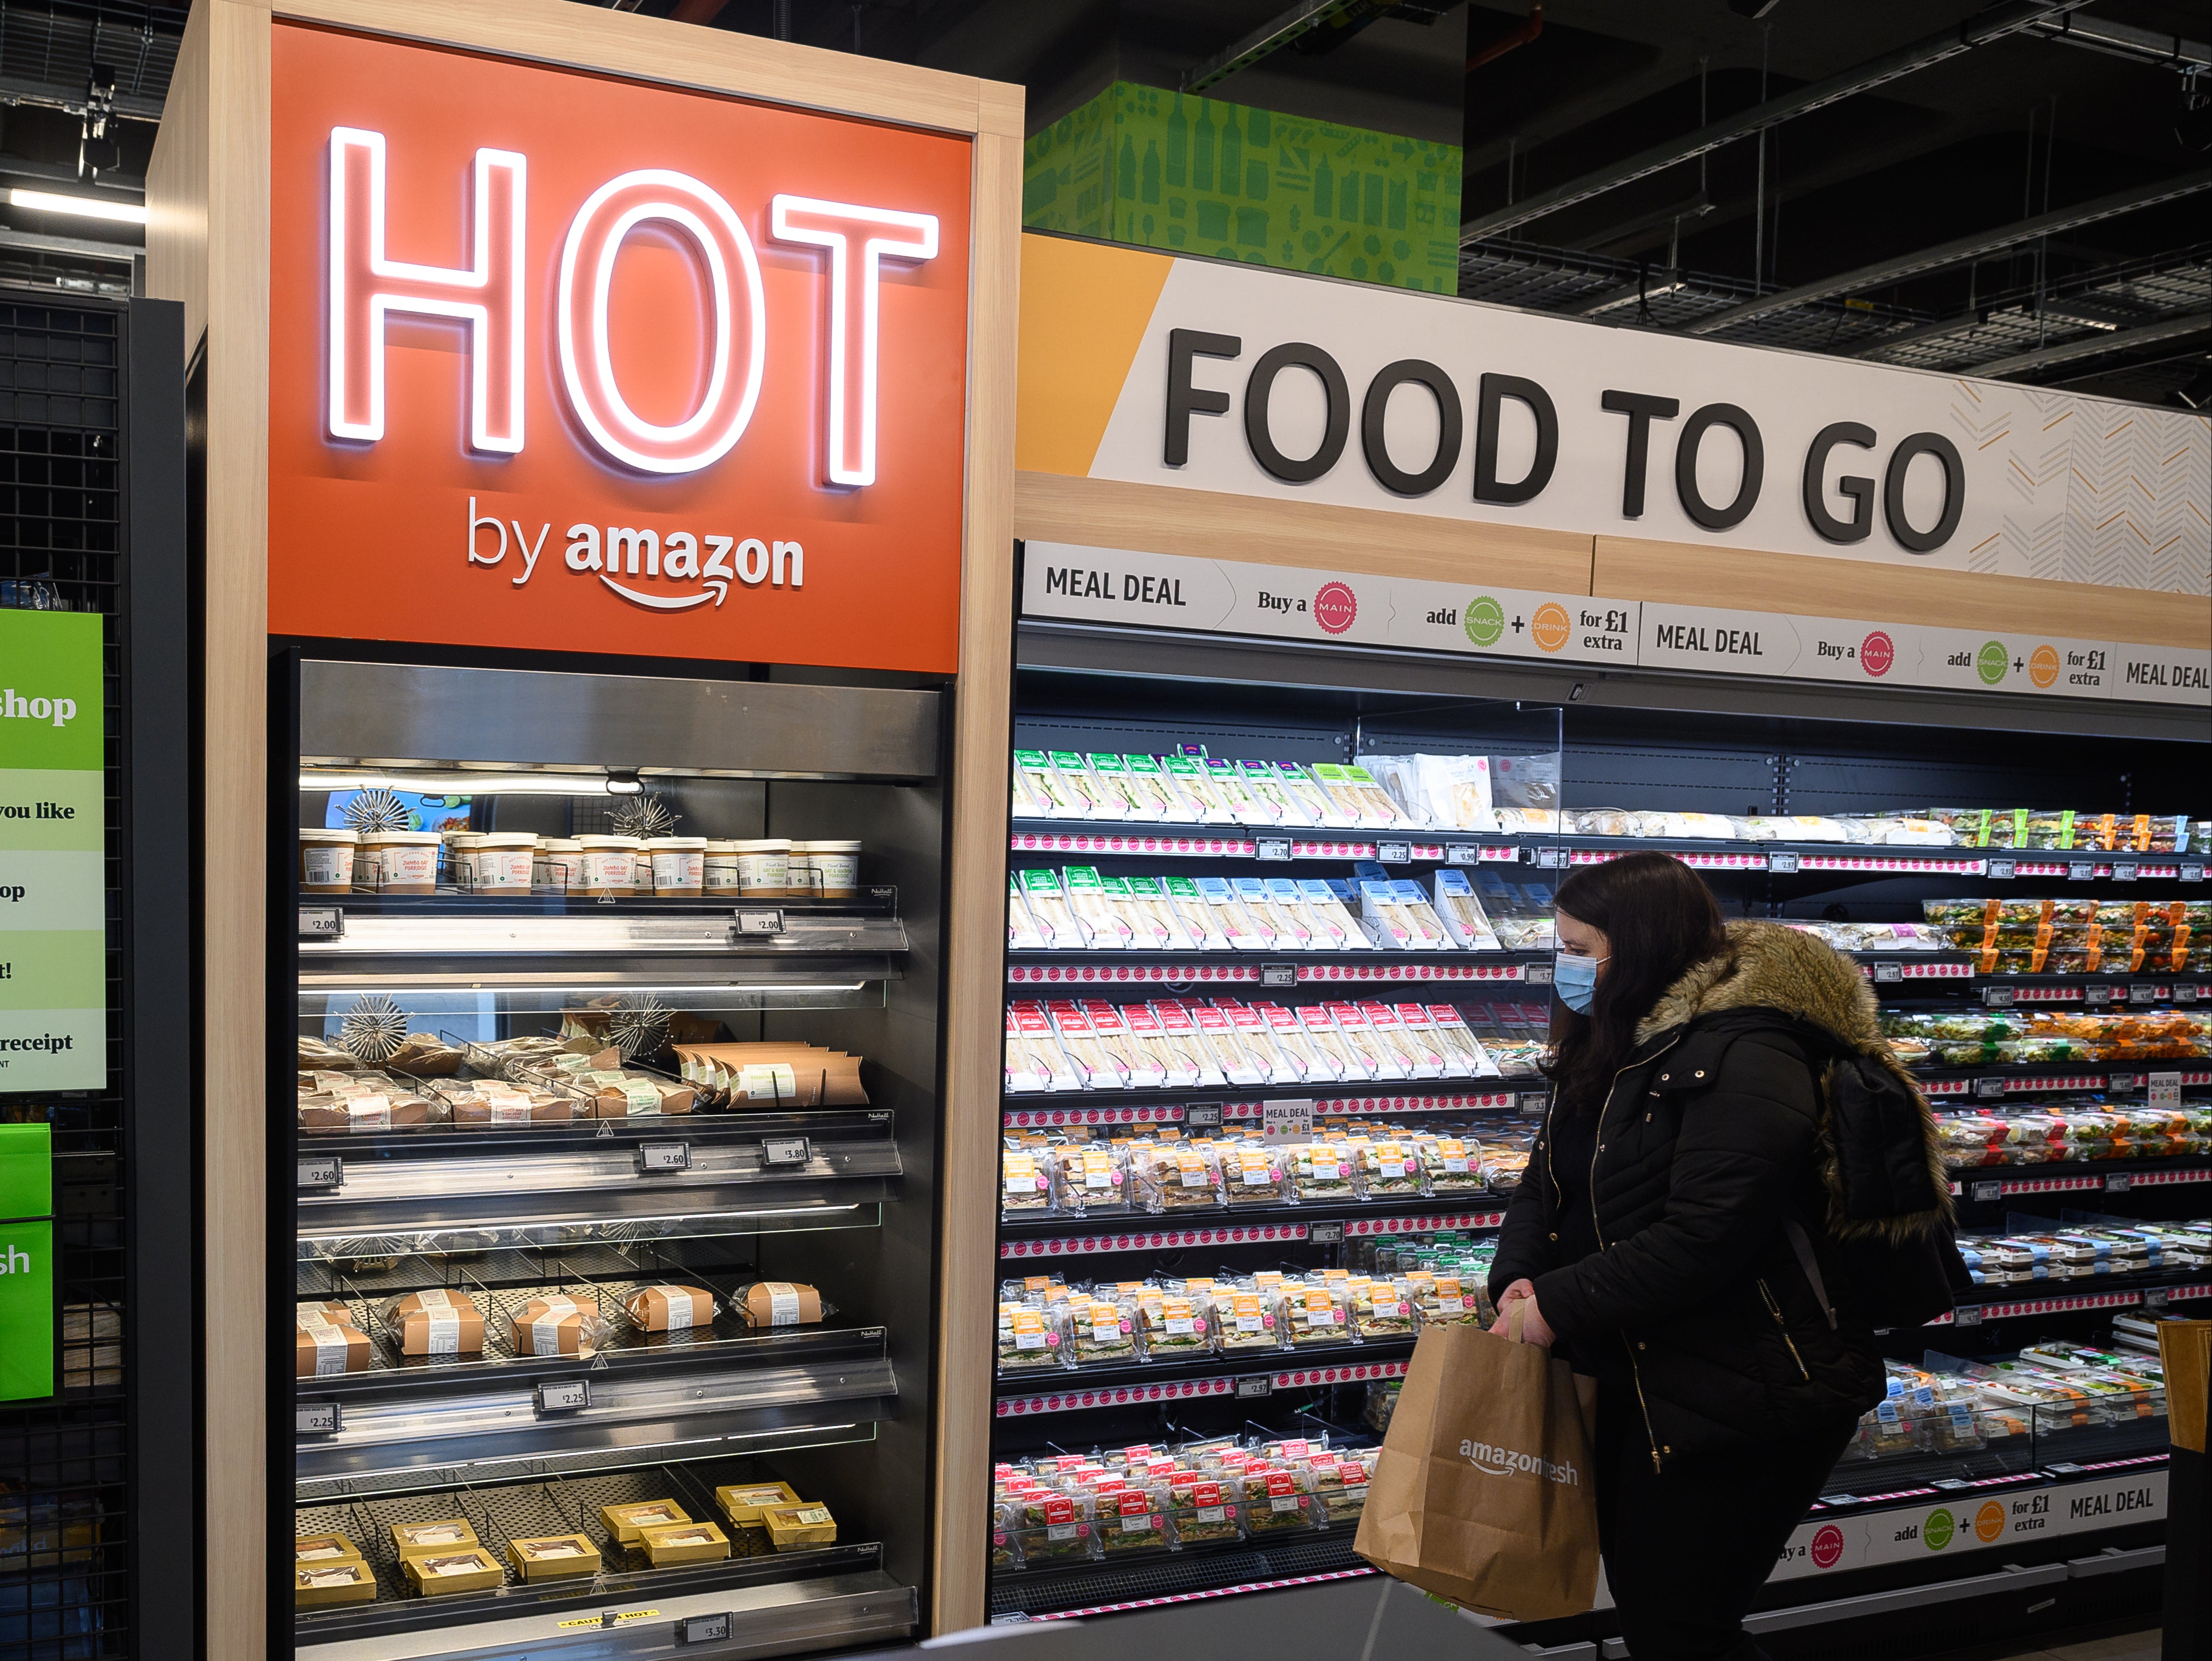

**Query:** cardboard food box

left=600, top=1499, right=688, bottom=1544
left=735, top=1281, right=823, bottom=1329
left=389, top=1518, right=478, bottom=1558
left=716, top=1481, right=801, bottom=1525
left=762, top=1503, right=837, bottom=1551
left=293, top=1532, right=364, bottom=1567
left=294, top=1559, right=378, bottom=1606
left=625, top=1285, right=716, bottom=1333
left=639, top=1520, right=731, bottom=1566
left=448, top=1090, right=574, bottom=1126
left=295, top=1310, right=371, bottom=1378
left=384, top=1291, right=486, bottom=1357
left=511, top=1296, right=601, bottom=1357
left=506, top=1533, right=601, bottom=1581
left=402, top=1547, right=503, bottom=1596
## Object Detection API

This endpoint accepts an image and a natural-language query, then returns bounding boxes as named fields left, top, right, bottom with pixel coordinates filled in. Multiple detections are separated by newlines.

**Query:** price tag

left=735, top=908, right=786, bottom=937
left=297, top=1156, right=343, bottom=1191
left=1261, top=962, right=1297, bottom=988
left=297, top=906, right=344, bottom=939
left=1376, top=841, right=1411, bottom=865
left=2111, top=862, right=2139, bottom=883
left=1983, top=986, right=2015, bottom=1009
left=2130, top=984, right=2159, bottom=1004
left=1955, top=1307, right=1983, bottom=1328
left=2148, top=1072, right=2183, bottom=1109
left=1184, top=1104, right=1222, bottom=1128
left=1873, top=962, right=1902, bottom=984
left=1532, top=846, right=1564, bottom=869
left=637, top=1142, right=690, bottom=1174
left=2085, top=984, right=2114, bottom=1006
left=2144, top=1289, right=2170, bottom=1312
left=2067, top=861, right=2095, bottom=882
left=2105, top=1173, right=2132, bottom=1194
left=2181, top=863, right=2207, bottom=884
left=1261, top=1098, right=1313, bottom=1143
left=1255, top=837, right=1292, bottom=862
left=678, top=1616, right=732, bottom=1646
left=2105, top=1074, right=2139, bottom=1095
left=1986, top=858, right=2016, bottom=881
left=1974, top=1077, right=2009, bottom=1101
left=297, top=1401, right=341, bottom=1436
left=1446, top=844, right=1480, bottom=866
left=1519, top=1092, right=1551, bottom=1114
left=2179, top=985, right=2200, bottom=1006
left=1767, top=852, right=1800, bottom=875
left=1525, top=963, right=1554, bottom=987
left=1307, top=1221, right=1345, bottom=1246
left=1969, top=1182, right=2003, bottom=1204
left=535, top=1379, right=591, bottom=1415
left=761, top=1136, right=811, bottom=1168
left=1235, top=1376, right=1274, bottom=1400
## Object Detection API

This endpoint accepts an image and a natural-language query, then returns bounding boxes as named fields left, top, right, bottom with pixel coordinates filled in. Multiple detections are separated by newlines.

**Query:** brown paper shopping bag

left=1353, top=1304, right=1600, bottom=1620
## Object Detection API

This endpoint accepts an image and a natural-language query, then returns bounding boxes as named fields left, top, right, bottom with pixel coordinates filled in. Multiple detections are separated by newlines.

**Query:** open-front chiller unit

left=986, top=600, right=2207, bottom=1643
left=275, top=655, right=946, bottom=1660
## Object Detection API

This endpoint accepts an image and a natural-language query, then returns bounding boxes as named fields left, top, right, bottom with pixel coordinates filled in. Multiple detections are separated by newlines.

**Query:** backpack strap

left=1782, top=1218, right=1840, bottom=1331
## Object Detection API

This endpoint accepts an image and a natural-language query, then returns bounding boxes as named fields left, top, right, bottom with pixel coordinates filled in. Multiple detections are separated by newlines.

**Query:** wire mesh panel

left=0, top=297, right=127, bottom=1661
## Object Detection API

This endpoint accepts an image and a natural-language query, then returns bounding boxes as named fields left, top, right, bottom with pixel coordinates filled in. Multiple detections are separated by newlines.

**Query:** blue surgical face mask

left=1554, top=951, right=1608, bottom=1014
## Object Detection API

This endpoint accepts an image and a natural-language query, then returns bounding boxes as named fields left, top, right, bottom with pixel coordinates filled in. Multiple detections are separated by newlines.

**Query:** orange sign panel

left=268, top=23, right=974, bottom=671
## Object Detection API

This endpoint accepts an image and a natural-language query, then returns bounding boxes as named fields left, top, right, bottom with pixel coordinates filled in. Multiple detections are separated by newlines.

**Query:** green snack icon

left=1923, top=1508, right=1954, bottom=1551
left=1976, top=641, right=2009, bottom=686
left=1464, top=595, right=1505, bottom=648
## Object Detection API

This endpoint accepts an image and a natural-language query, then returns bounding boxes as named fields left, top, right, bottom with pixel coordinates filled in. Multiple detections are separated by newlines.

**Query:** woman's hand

left=1494, top=1279, right=1556, bottom=1346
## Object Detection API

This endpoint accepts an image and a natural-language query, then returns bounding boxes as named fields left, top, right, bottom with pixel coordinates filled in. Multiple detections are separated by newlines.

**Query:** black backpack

left=1780, top=1031, right=1973, bottom=1332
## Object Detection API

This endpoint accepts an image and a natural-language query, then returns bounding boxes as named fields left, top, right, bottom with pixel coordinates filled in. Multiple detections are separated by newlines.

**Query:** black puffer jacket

left=1488, top=921, right=1951, bottom=1467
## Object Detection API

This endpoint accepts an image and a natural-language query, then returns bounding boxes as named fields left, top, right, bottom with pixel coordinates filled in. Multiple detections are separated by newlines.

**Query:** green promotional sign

left=0, top=1221, right=54, bottom=1401
left=0, top=609, right=107, bottom=1092
left=0, top=1122, right=52, bottom=1400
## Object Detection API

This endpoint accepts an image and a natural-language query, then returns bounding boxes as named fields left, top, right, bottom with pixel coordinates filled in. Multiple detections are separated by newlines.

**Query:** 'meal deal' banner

left=1021, top=541, right=2212, bottom=707
left=0, top=609, right=107, bottom=1091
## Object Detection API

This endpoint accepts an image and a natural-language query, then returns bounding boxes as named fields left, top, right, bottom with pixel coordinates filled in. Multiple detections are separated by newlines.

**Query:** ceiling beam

left=1680, top=168, right=2212, bottom=336
left=1180, top=0, right=1388, bottom=94
left=1458, top=0, right=2092, bottom=244
left=1972, top=310, right=2211, bottom=378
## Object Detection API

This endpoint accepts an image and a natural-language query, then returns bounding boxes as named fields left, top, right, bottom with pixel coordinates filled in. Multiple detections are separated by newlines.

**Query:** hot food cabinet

left=272, top=653, right=951, bottom=1661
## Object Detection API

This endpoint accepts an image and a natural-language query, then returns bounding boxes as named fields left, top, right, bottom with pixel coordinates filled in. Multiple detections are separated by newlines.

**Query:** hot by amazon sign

left=1017, top=239, right=2210, bottom=597
left=269, top=25, right=975, bottom=671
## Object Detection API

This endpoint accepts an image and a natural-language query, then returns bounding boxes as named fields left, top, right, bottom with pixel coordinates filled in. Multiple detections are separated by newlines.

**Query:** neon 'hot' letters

left=328, top=127, right=526, bottom=453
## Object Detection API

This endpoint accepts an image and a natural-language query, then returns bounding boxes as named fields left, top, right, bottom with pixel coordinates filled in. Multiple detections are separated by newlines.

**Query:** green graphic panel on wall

left=1023, top=82, right=1463, bottom=294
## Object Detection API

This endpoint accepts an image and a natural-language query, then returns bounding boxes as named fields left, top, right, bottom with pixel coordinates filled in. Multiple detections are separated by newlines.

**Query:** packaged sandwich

left=1120, top=1000, right=1200, bottom=1087
left=1048, top=1001, right=1129, bottom=1091
left=1083, top=754, right=1151, bottom=819
left=1259, top=1001, right=1337, bottom=1080
left=1273, top=761, right=1347, bottom=828
left=1100, top=1485, right=1172, bottom=1554
left=1286, top=1141, right=1359, bottom=1202
left=1191, top=1002, right=1269, bottom=1086
left=1118, top=877, right=1197, bottom=951
left=1051, top=1142, right=1132, bottom=1215
left=1326, top=1003, right=1404, bottom=1081
left=1004, top=1006, right=1081, bottom=1094
left=1131, top=1142, right=1224, bottom=1213
left=730, top=1281, right=829, bottom=1329
left=1166, top=1477, right=1245, bottom=1544
left=1119, top=754, right=1188, bottom=821
left=1193, top=876, right=1272, bottom=948
left=1278, top=1283, right=1355, bottom=1348
left=1211, top=1287, right=1282, bottom=1353
left=1007, top=875, right=1048, bottom=950
left=1147, top=1000, right=1229, bottom=1086
left=1046, top=752, right=1118, bottom=820
left=1062, top=866, right=1134, bottom=950
left=1319, top=763, right=1406, bottom=829
left=1164, top=755, right=1238, bottom=823
left=1297, top=1005, right=1363, bottom=1080
left=1083, top=1000, right=1164, bottom=1088
left=1002, top=1492, right=1098, bottom=1564
left=1017, top=869, right=1081, bottom=949
left=1071, top=1292, right=1140, bottom=1366
left=1200, top=759, right=1265, bottom=824
left=997, top=1300, right=1071, bottom=1372
left=1222, top=1142, right=1292, bottom=1205
left=1351, top=1277, right=1418, bottom=1338
left=1357, top=1138, right=1426, bottom=1198
left=1431, top=868, right=1503, bottom=951
left=1361, top=1002, right=1444, bottom=1078
left=1235, top=759, right=1305, bottom=826
left=1414, top=1136, right=1485, bottom=1194
left=1425, top=1005, right=1500, bottom=1077
left=1157, top=876, right=1230, bottom=949
left=1294, top=878, right=1362, bottom=949
left=1135, top=1289, right=1212, bottom=1357
left=1235, top=875, right=1311, bottom=950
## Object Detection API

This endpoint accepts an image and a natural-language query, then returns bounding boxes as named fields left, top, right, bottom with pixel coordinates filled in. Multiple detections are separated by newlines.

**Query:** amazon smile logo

left=465, top=496, right=803, bottom=611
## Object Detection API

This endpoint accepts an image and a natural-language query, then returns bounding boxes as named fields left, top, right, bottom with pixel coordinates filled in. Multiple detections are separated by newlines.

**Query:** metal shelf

left=294, top=1459, right=915, bottom=1659
left=1914, top=1064, right=2209, bottom=1098
left=295, top=1324, right=896, bottom=1481
left=1947, top=1155, right=2212, bottom=1198
left=999, top=1190, right=1509, bottom=1238
left=994, top=1334, right=1415, bottom=1401
left=988, top=1527, right=1366, bottom=1622
left=1000, top=1083, right=1540, bottom=1117
left=296, top=1108, right=900, bottom=1246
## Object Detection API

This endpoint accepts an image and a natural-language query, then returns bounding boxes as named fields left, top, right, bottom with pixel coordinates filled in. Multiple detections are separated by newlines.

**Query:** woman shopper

left=1488, top=851, right=1950, bottom=1661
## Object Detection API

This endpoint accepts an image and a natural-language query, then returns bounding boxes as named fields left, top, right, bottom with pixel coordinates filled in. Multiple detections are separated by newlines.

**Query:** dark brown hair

left=1544, top=851, right=1727, bottom=1114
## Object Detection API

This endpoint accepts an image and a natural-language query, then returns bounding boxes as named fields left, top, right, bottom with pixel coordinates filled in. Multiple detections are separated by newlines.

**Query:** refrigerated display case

left=276, top=656, right=949, bottom=1660
left=984, top=582, right=2208, bottom=1636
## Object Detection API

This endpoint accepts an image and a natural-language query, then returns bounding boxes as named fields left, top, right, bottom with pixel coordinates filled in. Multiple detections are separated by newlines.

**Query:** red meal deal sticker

left=1314, top=581, right=1358, bottom=635
left=1042, top=1496, right=1073, bottom=1526
left=1860, top=631, right=1894, bottom=677
left=1119, top=1493, right=1147, bottom=1517
left=1810, top=1523, right=1846, bottom=1569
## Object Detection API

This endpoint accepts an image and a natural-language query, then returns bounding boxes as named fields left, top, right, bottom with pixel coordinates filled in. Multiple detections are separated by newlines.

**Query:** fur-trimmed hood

left=1635, top=919, right=1887, bottom=1051
left=1637, top=919, right=1954, bottom=1242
